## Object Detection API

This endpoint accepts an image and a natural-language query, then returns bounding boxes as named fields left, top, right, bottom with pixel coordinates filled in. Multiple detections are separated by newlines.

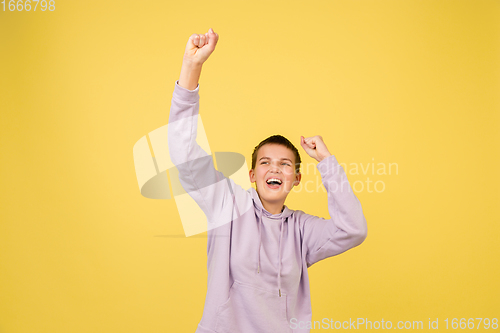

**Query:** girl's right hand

left=183, top=28, right=219, bottom=66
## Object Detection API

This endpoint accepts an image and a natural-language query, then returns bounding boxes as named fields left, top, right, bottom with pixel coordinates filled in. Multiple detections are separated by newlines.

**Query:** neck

left=258, top=194, right=285, bottom=215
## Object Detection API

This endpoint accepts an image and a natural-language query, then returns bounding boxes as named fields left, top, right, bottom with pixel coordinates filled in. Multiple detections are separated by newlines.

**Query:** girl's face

left=249, top=144, right=301, bottom=204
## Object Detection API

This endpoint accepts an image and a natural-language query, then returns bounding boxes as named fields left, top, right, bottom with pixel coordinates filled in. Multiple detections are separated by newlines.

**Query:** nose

left=269, top=161, right=281, bottom=173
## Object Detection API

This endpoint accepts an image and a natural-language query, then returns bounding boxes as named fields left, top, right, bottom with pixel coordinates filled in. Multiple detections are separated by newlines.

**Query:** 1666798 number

left=444, top=318, right=498, bottom=330
left=2, top=0, right=55, bottom=11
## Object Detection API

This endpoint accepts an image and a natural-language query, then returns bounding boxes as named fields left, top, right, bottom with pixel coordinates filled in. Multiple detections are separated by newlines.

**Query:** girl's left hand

left=300, top=135, right=332, bottom=162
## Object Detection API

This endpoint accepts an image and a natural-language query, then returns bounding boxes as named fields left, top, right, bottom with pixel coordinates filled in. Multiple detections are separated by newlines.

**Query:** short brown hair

left=251, top=135, right=301, bottom=174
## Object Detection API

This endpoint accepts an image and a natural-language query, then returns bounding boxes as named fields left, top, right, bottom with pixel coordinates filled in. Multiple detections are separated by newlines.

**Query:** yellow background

left=1, top=0, right=499, bottom=332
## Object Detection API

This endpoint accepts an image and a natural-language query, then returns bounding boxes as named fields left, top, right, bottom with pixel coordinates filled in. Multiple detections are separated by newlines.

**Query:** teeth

left=266, top=178, right=282, bottom=185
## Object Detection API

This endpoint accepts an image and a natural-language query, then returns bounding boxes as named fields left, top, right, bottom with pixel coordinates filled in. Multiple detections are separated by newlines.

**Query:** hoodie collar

left=248, top=187, right=293, bottom=297
left=249, top=187, right=293, bottom=218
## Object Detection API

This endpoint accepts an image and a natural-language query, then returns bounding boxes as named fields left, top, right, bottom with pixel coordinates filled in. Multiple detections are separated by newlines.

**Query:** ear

left=249, top=169, right=256, bottom=183
left=293, top=172, right=302, bottom=186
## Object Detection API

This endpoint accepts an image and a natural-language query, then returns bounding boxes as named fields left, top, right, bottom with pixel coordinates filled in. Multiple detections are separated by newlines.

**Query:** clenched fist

left=183, top=28, right=219, bottom=66
left=300, top=135, right=332, bottom=163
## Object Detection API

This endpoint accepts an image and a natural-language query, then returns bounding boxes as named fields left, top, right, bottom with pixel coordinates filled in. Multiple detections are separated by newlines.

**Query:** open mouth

left=266, top=178, right=283, bottom=189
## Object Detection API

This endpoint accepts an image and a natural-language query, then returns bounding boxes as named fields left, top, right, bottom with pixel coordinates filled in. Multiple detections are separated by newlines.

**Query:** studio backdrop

left=1, top=0, right=499, bottom=332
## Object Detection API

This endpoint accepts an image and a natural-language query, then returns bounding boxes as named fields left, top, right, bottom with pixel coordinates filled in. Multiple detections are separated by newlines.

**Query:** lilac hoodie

left=168, top=80, right=367, bottom=333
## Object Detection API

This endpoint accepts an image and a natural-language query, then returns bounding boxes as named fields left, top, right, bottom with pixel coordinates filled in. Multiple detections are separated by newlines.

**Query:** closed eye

left=261, top=161, right=290, bottom=166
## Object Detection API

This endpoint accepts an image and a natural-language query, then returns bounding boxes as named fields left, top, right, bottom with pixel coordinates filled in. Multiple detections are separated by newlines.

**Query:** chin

left=259, top=186, right=288, bottom=199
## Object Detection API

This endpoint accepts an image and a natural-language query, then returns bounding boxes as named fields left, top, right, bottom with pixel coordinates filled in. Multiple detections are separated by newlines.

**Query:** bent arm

left=302, top=155, right=368, bottom=267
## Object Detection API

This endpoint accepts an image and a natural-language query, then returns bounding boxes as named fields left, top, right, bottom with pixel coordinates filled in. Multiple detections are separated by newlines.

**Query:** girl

left=168, top=28, right=367, bottom=333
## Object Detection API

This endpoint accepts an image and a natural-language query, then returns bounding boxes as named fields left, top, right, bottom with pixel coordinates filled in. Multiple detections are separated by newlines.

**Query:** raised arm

left=299, top=136, right=368, bottom=266
left=168, top=29, right=249, bottom=230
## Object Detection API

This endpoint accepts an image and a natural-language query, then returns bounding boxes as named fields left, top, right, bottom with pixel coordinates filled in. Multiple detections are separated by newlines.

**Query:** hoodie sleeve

left=167, top=80, right=245, bottom=226
left=301, top=154, right=368, bottom=267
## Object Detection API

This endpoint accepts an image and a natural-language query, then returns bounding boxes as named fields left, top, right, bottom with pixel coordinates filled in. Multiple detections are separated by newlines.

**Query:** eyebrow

left=259, top=157, right=293, bottom=163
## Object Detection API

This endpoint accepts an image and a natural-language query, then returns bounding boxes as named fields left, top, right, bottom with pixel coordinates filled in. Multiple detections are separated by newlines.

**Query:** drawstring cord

left=278, top=217, right=284, bottom=297
left=257, top=210, right=262, bottom=274
left=256, top=209, right=286, bottom=297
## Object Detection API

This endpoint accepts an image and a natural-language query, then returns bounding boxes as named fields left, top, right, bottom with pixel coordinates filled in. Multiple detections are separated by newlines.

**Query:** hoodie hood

left=249, top=187, right=294, bottom=297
